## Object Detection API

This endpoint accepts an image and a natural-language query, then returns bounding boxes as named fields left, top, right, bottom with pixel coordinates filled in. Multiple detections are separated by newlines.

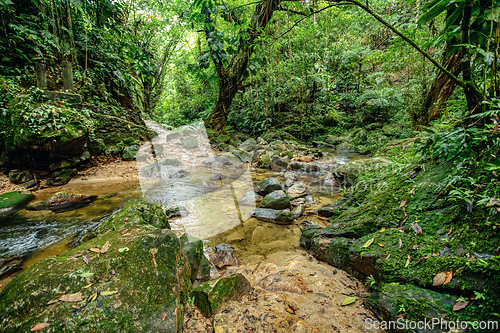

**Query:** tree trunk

left=412, top=45, right=462, bottom=128
left=203, top=0, right=281, bottom=133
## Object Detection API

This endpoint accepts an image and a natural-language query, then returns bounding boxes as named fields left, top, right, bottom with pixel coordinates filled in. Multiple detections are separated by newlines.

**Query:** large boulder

left=232, top=149, right=252, bottom=163
left=254, top=178, right=282, bottom=196
left=289, top=162, right=320, bottom=173
left=259, top=190, right=291, bottom=210
left=8, top=170, right=34, bottom=184
left=0, top=191, right=34, bottom=218
left=238, top=138, right=259, bottom=152
left=0, top=199, right=190, bottom=332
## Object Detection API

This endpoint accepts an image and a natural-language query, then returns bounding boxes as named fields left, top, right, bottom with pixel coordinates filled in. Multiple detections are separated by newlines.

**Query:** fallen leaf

left=404, top=255, right=411, bottom=268
left=341, top=296, right=356, bottom=306
left=59, top=292, right=83, bottom=302
left=447, top=227, right=453, bottom=235
left=100, top=241, right=111, bottom=254
left=385, top=254, right=391, bottom=261
left=398, top=238, right=402, bottom=250
left=79, top=272, right=94, bottom=278
left=466, top=252, right=471, bottom=258
left=118, top=247, right=129, bottom=253
left=379, top=228, right=385, bottom=232
left=403, top=208, right=407, bottom=217
left=378, top=243, right=385, bottom=247
left=162, top=313, right=167, bottom=321
left=88, top=292, right=97, bottom=303
left=374, top=205, right=377, bottom=210
left=122, top=233, right=132, bottom=237
left=83, top=283, right=93, bottom=289
left=412, top=245, right=419, bottom=250
left=396, top=313, right=406, bottom=318
left=31, top=323, right=50, bottom=331
left=453, top=301, right=469, bottom=311
left=46, top=298, right=59, bottom=305
left=72, top=305, right=80, bottom=309
left=101, top=290, right=118, bottom=296
left=412, top=222, right=423, bottom=235
left=82, top=255, right=89, bottom=264
left=433, top=272, right=447, bottom=286
left=361, top=237, right=375, bottom=248
left=444, top=270, right=453, bottom=284
left=89, top=248, right=100, bottom=253
left=71, top=253, right=83, bottom=258
left=399, top=200, right=407, bottom=208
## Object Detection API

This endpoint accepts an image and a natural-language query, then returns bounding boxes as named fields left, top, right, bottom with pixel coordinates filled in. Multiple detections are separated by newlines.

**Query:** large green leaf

left=418, top=0, right=459, bottom=25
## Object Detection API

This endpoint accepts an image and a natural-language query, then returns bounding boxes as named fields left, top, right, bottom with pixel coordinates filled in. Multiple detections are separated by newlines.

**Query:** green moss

left=0, top=191, right=34, bottom=209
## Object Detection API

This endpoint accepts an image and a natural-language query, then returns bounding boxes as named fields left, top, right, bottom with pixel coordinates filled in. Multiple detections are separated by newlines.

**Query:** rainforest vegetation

left=1, top=0, right=500, bottom=331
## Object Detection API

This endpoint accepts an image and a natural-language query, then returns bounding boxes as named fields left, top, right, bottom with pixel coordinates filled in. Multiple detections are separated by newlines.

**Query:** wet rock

left=365, top=283, right=456, bottom=330
left=44, top=192, right=98, bottom=211
left=152, top=143, right=164, bottom=157
left=22, top=179, right=38, bottom=189
left=257, top=154, right=271, bottom=168
left=182, top=136, right=199, bottom=148
left=0, top=191, right=34, bottom=218
left=298, top=156, right=313, bottom=163
left=160, top=165, right=189, bottom=179
left=270, top=155, right=288, bottom=170
left=258, top=273, right=307, bottom=294
left=239, top=191, right=261, bottom=204
left=254, top=177, right=283, bottom=196
left=287, top=182, right=308, bottom=199
left=232, top=149, right=252, bottom=163
left=165, top=205, right=189, bottom=219
left=273, top=143, right=286, bottom=153
left=250, top=208, right=294, bottom=225
left=317, top=200, right=346, bottom=218
left=160, top=157, right=183, bottom=166
left=281, top=150, right=294, bottom=159
left=121, top=145, right=139, bottom=160
left=259, top=190, right=291, bottom=210
left=210, top=172, right=227, bottom=181
left=210, top=244, right=241, bottom=269
left=8, top=170, right=34, bottom=184
left=219, top=153, right=242, bottom=165
left=239, top=138, right=258, bottom=152
left=0, top=199, right=190, bottom=332
left=46, top=168, right=76, bottom=186
left=202, top=156, right=228, bottom=166
left=192, top=273, right=251, bottom=317
left=292, top=204, right=304, bottom=219
left=256, top=137, right=268, bottom=145
left=166, top=131, right=182, bottom=140
left=289, top=162, right=320, bottom=173
left=322, top=173, right=339, bottom=186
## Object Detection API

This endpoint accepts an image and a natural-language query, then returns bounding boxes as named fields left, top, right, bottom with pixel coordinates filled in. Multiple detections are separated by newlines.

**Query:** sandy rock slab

left=184, top=251, right=384, bottom=333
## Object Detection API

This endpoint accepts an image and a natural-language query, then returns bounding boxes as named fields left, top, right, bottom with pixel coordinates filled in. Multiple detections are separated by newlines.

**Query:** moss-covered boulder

left=180, top=234, right=210, bottom=283
left=259, top=190, right=291, bottom=210
left=0, top=190, right=34, bottom=218
left=46, top=168, right=77, bottom=186
left=0, top=199, right=190, bottom=332
left=365, top=283, right=457, bottom=329
left=250, top=208, right=294, bottom=225
left=99, top=199, right=170, bottom=231
left=122, top=145, right=139, bottom=161
left=254, top=178, right=282, bottom=196
left=192, top=273, right=251, bottom=317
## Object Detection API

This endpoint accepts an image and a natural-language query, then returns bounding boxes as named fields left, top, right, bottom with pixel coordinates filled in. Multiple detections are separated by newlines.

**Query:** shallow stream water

left=0, top=122, right=366, bottom=287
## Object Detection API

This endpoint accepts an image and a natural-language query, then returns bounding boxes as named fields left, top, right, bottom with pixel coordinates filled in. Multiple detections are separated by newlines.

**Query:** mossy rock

left=0, top=191, right=34, bottom=218
left=46, top=168, right=77, bottom=186
left=365, top=283, right=456, bottom=325
left=0, top=202, right=191, bottom=332
left=180, top=234, right=205, bottom=283
left=257, top=154, right=271, bottom=168
left=280, top=150, right=293, bottom=159
left=192, top=273, right=251, bottom=317
left=212, top=134, right=230, bottom=144
left=99, top=199, right=170, bottom=231
left=259, top=190, right=291, bottom=210
left=254, top=177, right=282, bottom=196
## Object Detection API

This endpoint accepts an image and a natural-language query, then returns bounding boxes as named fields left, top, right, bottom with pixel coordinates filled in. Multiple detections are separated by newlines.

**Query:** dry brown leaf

left=72, top=305, right=80, bottom=309
left=447, top=227, right=453, bottom=235
left=31, top=323, right=50, bottom=331
left=378, top=243, right=385, bottom=247
left=433, top=272, right=447, bottom=286
left=89, top=248, right=100, bottom=253
left=399, top=200, right=407, bottom=208
left=396, top=313, right=406, bottom=318
left=59, top=292, right=83, bottom=302
left=385, top=254, right=391, bottom=261
left=398, top=238, right=402, bottom=250
left=100, top=241, right=111, bottom=254
left=122, top=233, right=132, bottom=236
left=444, top=270, right=453, bottom=284
left=412, top=222, right=423, bottom=235
left=453, top=301, right=469, bottom=311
